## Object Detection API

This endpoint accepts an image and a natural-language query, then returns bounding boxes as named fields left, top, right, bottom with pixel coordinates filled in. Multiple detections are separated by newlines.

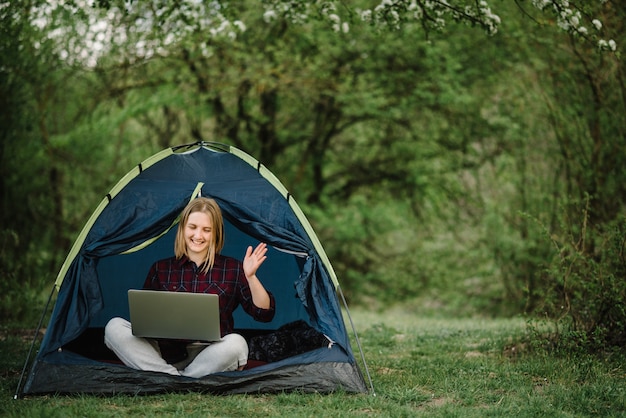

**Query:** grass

left=2, top=304, right=626, bottom=417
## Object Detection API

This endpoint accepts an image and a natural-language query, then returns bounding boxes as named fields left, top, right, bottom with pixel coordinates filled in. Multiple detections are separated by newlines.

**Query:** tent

left=17, top=142, right=373, bottom=396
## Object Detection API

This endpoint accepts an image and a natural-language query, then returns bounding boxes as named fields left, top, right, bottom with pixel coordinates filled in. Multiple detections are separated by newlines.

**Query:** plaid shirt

left=143, top=254, right=275, bottom=337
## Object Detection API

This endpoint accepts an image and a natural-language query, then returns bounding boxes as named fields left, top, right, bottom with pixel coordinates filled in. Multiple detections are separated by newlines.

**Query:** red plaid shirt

left=143, top=254, right=275, bottom=337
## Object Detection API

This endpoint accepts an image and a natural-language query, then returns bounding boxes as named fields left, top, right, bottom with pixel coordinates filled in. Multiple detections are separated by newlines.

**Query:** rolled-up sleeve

left=250, top=291, right=276, bottom=322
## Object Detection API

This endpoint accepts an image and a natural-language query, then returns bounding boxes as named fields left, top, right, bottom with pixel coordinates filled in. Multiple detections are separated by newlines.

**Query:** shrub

left=531, top=198, right=626, bottom=350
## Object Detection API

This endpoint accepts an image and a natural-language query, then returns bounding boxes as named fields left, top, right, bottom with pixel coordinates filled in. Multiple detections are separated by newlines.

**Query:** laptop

left=127, top=289, right=221, bottom=342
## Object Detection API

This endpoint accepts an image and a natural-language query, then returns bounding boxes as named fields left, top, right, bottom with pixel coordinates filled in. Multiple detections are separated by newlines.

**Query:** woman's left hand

left=243, top=242, right=268, bottom=279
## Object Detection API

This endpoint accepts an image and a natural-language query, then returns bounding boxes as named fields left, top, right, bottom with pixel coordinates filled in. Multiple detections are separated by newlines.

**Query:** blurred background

left=1, top=1, right=624, bottom=348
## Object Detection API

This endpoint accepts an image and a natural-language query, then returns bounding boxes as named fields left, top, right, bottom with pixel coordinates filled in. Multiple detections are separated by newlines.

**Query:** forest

left=1, top=0, right=625, bottom=350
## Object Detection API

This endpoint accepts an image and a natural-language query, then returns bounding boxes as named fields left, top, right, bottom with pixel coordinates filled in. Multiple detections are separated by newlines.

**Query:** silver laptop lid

left=128, top=289, right=221, bottom=342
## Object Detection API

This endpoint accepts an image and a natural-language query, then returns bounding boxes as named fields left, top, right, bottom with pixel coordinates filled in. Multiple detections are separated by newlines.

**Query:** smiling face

left=174, top=197, right=225, bottom=272
left=184, top=211, right=213, bottom=264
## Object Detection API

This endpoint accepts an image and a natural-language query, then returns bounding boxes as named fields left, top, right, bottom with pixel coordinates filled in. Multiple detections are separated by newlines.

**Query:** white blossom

left=263, top=9, right=277, bottom=23
left=608, top=39, right=617, bottom=51
left=233, top=20, right=246, bottom=32
left=598, top=39, right=617, bottom=52
left=592, top=19, right=602, bottom=31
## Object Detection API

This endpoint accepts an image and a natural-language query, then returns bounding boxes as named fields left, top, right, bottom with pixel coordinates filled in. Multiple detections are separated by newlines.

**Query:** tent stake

left=13, top=283, right=56, bottom=400
left=337, top=285, right=376, bottom=396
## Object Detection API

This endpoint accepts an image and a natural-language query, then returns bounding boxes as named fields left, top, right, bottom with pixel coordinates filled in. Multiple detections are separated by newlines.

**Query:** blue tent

left=18, top=142, right=371, bottom=396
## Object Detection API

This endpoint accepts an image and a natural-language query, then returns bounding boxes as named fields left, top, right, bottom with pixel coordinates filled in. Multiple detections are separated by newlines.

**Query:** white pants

left=104, top=317, right=248, bottom=378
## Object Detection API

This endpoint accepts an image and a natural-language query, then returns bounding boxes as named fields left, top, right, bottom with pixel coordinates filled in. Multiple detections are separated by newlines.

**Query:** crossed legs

left=104, top=317, right=248, bottom=377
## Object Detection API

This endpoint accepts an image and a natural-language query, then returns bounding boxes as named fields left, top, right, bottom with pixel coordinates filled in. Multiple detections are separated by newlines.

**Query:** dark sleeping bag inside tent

left=20, top=143, right=368, bottom=396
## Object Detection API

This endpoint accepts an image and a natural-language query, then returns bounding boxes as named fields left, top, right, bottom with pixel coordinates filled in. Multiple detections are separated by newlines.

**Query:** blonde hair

left=174, top=197, right=225, bottom=273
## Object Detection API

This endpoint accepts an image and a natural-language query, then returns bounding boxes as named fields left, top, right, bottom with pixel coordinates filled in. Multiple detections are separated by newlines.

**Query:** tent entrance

left=15, top=142, right=373, bottom=396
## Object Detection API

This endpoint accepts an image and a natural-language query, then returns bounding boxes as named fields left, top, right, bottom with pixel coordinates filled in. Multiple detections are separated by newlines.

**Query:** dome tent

left=17, top=142, right=372, bottom=396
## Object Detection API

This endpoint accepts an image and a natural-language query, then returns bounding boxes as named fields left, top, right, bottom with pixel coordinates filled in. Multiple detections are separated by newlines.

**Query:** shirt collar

left=174, top=254, right=212, bottom=270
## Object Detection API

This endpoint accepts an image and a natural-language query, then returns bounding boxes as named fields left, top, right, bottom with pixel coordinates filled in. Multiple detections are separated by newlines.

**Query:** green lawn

left=2, top=306, right=625, bottom=417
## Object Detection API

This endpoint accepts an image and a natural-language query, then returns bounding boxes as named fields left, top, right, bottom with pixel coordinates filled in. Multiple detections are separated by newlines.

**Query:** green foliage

left=530, top=199, right=626, bottom=349
left=1, top=0, right=625, bottom=358
left=1, top=1, right=65, bottom=322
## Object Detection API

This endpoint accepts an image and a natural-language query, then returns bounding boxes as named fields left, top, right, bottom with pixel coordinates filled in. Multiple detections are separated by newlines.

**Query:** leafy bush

left=531, top=198, right=626, bottom=350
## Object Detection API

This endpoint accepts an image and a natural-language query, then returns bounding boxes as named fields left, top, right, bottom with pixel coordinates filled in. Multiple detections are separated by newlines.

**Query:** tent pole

left=337, top=285, right=376, bottom=396
left=13, top=283, right=56, bottom=400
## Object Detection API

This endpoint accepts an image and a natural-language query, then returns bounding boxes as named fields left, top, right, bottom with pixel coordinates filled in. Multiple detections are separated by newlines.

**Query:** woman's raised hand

left=243, top=242, right=268, bottom=279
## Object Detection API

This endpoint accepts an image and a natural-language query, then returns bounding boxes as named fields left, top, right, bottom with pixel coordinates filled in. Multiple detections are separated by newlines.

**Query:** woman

left=104, top=197, right=275, bottom=377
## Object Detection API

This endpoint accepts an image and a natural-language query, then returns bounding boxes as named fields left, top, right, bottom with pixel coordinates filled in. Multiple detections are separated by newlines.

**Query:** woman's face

left=184, top=211, right=213, bottom=259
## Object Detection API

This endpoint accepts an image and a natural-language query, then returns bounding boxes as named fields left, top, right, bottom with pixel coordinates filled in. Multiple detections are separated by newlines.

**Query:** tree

left=93, top=0, right=619, bottom=52
left=3, top=0, right=624, bottom=341
left=526, top=4, right=626, bottom=346
left=465, top=2, right=626, bottom=343
left=0, top=0, right=80, bottom=319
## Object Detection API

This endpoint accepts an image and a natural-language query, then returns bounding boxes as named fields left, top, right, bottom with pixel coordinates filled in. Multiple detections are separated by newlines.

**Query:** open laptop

left=127, top=289, right=221, bottom=342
